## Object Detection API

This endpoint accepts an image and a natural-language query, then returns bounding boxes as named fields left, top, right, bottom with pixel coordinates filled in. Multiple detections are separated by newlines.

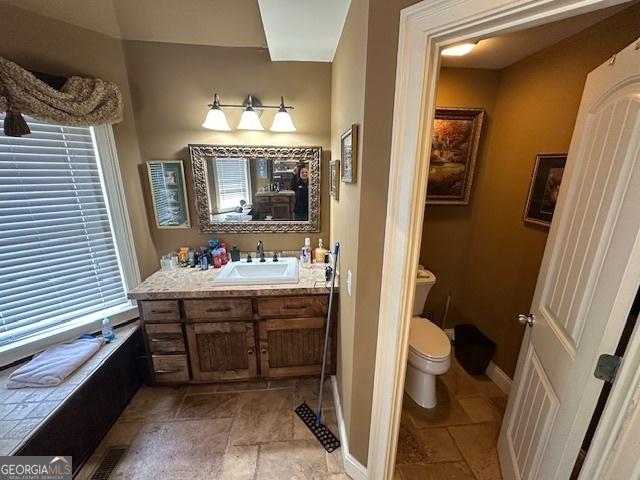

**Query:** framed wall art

left=341, top=124, right=358, bottom=183
left=426, top=108, right=485, bottom=205
left=524, top=153, right=567, bottom=227
left=329, top=160, right=340, bottom=199
left=147, top=160, right=191, bottom=228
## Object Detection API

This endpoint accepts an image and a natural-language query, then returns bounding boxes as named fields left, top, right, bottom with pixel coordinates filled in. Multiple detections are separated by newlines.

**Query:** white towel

left=7, top=337, right=103, bottom=389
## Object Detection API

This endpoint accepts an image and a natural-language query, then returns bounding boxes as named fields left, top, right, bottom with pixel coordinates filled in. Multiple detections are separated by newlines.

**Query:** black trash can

left=454, top=324, right=496, bottom=375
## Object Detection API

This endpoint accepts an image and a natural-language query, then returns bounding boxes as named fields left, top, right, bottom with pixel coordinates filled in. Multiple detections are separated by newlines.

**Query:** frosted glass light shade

left=237, top=109, right=264, bottom=130
left=441, top=43, right=477, bottom=57
left=202, top=108, right=231, bottom=131
left=270, top=110, right=296, bottom=132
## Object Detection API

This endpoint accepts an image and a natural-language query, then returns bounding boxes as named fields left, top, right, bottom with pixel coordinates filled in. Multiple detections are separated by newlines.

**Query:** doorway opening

left=381, top=2, right=640, bottom=479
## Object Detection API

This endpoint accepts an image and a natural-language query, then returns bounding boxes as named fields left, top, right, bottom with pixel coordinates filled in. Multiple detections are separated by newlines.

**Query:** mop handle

left=316, top=242, right=340, bottom=423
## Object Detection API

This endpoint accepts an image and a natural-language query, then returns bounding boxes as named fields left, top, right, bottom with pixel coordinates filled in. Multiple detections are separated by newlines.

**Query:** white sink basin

left=213, top=257, right=300, bottom=286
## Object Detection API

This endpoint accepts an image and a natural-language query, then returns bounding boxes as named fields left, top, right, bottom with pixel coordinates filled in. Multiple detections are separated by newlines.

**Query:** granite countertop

left=128, top=260, right=337, bottom=300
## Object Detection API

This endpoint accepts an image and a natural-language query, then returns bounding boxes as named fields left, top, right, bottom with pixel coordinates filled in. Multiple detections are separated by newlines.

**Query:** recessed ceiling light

left=441, top=42, right=478, bottom=57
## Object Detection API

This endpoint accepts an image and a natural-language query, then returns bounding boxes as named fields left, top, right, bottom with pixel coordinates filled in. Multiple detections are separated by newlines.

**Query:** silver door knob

left=518, top=314, right=536, bottom=327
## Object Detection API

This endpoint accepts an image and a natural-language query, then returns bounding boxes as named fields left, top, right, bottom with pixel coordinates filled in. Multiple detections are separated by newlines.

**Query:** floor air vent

left=90, top=446, right=128, bottom=480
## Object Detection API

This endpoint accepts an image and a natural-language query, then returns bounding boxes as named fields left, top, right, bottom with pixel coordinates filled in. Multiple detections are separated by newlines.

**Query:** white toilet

left=404, top=268, right=452, bottom=408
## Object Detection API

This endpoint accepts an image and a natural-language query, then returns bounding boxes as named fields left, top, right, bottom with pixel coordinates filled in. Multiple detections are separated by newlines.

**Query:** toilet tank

left=413, top=268, right=436, bottom=316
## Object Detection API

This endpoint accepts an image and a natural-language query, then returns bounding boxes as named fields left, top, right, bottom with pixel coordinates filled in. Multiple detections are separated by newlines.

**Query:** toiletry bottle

left=213, top=250, right=222, bottom=269
left=200, top=254, right=209, bottom=270
left=102, top=315, right=115, bottom=343
left=301, top=237, right=312, bottom=268
left=188, top=250, right=196, bottom=268
left=315, top=239, right=327, bottom=264
left=231, top=245, right=241, bottom=262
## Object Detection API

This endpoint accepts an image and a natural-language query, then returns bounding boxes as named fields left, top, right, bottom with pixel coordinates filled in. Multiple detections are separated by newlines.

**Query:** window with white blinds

left=213, top=157, right=252, bottom=211
left=0, top=113, right=129, bottom=347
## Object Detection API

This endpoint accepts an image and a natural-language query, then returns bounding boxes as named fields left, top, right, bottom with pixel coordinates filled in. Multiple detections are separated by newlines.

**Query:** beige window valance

left=0, top=57, right=123, bottom=137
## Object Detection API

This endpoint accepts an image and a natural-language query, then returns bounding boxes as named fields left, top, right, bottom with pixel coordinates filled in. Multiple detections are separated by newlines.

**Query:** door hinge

left=594, top=354, right=622, bottom=383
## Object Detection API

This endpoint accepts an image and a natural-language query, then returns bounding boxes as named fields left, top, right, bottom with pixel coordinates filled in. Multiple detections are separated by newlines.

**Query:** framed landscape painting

left=426, top=108, right=485, bottom=205
left=524, top=153, right=567, bottom=227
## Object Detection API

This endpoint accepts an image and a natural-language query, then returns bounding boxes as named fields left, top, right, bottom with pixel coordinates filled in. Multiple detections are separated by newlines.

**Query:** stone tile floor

left=395, top=357, right=508, bottom=480
left=77, top=378, right=346, bottom=480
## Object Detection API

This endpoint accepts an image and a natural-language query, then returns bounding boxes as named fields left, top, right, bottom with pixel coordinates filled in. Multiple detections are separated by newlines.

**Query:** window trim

left=0, top=124, right=140, bottom=367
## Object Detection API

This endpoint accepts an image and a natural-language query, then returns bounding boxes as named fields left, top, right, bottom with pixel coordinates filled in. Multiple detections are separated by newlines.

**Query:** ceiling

left=258, top=0, right=351, bottom=61
left=1, top=0, right=268, bottom=48
left=441, top=4, right=627, bottom=69
left=1, top=0, right=628, bottom=65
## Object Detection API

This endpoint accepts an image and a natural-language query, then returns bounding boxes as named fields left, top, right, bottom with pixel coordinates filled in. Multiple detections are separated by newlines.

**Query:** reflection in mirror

left=205, top=157, right=310, bottom=222
left=189, top=145, right=321, bottom=233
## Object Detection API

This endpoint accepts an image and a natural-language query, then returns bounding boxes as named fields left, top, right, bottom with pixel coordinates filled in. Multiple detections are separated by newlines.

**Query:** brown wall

left=122, top=41, right=332, bottom=262
left=422, top=4, right=640, bottom=378
left=0, top=3, right=158, bottom=279
left=421, top=68, right=501, bottom=326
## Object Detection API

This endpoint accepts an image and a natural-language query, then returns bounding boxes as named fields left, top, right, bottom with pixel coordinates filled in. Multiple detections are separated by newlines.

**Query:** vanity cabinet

left=185, top=322, right=258, bottom=381
left=137, top=293, right=335, bottom=385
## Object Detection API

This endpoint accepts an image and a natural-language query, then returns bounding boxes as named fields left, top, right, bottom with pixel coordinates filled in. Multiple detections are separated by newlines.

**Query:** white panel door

left=498, top=37, right=640, bottom=480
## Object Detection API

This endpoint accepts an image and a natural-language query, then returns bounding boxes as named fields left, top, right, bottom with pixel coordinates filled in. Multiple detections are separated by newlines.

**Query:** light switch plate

left=347, top=270, right=352, bottom=296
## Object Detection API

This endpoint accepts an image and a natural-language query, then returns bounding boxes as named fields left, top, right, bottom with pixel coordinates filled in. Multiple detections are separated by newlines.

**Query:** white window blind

left=213, top=157, right=252, bottom=211
left=0, top=113, right=129, bottom=346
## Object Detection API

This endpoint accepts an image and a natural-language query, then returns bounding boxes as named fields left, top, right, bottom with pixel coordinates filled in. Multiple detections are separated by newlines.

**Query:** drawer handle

left=150, top=309, right=174, bottom=314
left=150, top=337, right=182, bottom=342
left=261, top=349, right=267, bottom=354
left=283, top=305, right=308, bottom=310
left=248, top=349, right=254, bottom=355
left=206, top=307, right=232, bottom=313
left=155, top=368, right=181, bottom=374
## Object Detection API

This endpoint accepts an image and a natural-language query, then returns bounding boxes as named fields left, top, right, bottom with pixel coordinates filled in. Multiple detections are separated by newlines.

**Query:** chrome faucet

left=257, top=241, right=266, bottom=262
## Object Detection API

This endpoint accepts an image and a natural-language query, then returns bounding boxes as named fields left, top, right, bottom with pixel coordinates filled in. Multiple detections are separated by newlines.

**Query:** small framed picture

left=524, top=153, right=567, bottom=227
left=329, top=160, right=340, bottom=199
left=341, top=124, right=358, bottom=183
left=147, top=160, right=191, bottom=228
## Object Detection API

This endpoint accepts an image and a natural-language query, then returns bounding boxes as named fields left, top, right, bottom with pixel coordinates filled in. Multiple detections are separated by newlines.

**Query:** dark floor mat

left=295, top=402, right=341, bottom=453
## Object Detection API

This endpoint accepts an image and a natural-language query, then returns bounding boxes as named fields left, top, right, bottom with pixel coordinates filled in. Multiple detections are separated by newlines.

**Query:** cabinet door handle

left=248, top=349, right=254, bottom=355
left=150, top=336, right=182, bottom=342
left=206, top=307, right=231, bottom=313
left=155, top=368, right=181, bottom=374
left=261, top=349, right=267, bottom=354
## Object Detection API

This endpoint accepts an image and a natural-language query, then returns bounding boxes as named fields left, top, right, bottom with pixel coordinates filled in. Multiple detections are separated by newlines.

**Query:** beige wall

left=422, top=4, right=640, bottom=378
left=122, top=41, right=332, bottom=262
left=329, top=0, right=369, bottom=461
left=0, top=3, right=158, bottom=279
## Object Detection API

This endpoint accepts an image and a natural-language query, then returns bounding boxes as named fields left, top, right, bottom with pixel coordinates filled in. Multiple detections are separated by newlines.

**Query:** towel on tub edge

left=7, top=336, right=104, bottom=388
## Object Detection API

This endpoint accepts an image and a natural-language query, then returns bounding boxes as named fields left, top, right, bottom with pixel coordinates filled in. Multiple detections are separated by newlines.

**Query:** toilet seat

left=409, top=316, right=451, bottom=362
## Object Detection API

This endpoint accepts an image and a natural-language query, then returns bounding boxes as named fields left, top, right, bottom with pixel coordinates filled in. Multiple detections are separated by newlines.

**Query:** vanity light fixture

left=441, top=42, right=478, bottom=57
left=202, top=94, right=296, bottom=132
left=270, top=96, right=296, bottom=132
left=202, top=94, right=231, bottom=131
left=237, top=95, right=264, bottom=131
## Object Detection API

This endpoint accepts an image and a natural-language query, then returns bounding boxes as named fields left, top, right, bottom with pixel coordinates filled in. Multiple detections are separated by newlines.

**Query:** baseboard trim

left=485, top=360, right=512, bottom=395
left=331, top=375, right=368, bottom=480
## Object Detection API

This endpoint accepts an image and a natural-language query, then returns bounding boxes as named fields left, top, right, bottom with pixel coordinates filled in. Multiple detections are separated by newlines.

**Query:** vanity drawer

left=145, top=324, right=185, bottom=354
left=184, top=299, right=253, bottom=321
left=140, top=300, right=181, bottom=322
left=151, top=354, right=189, bottom=383
left=257, top=295, right=328, bottom=318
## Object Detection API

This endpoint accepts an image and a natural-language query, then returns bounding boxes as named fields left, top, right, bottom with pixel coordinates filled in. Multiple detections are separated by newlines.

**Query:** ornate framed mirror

left=189, top=145, right=321, bottom=233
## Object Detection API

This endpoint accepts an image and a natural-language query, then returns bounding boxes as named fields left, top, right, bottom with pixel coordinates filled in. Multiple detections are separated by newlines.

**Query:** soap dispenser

left=315, top=239, right=327, bottom=264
